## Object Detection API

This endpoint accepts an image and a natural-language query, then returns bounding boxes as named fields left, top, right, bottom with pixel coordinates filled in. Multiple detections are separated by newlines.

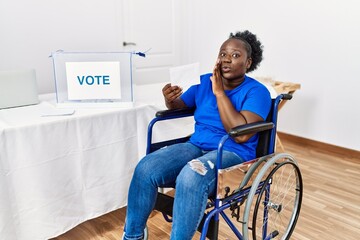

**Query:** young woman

left=123, top=30, right=271, bottom=240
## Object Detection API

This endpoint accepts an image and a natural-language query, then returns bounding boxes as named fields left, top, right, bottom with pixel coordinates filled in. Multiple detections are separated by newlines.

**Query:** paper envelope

left=170, top=62, right=200, bottom=92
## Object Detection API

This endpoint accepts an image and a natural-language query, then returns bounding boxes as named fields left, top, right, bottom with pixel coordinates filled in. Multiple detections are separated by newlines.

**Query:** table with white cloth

left=0, top=90, right=194, bottom=240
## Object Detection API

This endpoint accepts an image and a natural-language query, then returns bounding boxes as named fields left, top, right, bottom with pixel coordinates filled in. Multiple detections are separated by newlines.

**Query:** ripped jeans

left=123, top=142, right=244, bottom=240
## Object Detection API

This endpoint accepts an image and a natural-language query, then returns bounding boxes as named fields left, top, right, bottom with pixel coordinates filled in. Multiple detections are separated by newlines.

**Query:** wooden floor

left=51, top=134, right=360, bottom=240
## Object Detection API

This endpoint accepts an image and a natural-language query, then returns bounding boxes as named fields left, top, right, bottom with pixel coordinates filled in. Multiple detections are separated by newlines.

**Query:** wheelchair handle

left=280, top=93, right=293, bottom=100
left=228, top=122, right=274, bottom=137
left=155, top=107, right=195, bottom=118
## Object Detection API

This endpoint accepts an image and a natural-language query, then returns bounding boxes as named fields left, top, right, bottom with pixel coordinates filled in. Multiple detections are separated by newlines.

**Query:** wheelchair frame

left=146, top=94, right=303, bottom=240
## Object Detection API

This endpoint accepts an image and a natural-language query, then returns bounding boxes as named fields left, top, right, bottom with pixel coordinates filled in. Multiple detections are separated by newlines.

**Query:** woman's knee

left=176, top=160, right=212, bottom=189
left=132, top=157, right=154, bottom=181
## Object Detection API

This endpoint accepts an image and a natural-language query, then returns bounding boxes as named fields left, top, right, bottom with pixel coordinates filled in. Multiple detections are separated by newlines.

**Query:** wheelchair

left=145, top=94, right=303, bottom=240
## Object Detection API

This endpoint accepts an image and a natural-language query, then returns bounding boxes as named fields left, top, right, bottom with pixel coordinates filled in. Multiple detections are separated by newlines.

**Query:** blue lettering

left=85, top=76, right=94, bottom=85
left=77, top=76, right=85, bottom=85
left=77, top=75, right=111, bottom=85
left=94, top=75, right=101, bottom=84
left=103, top=75, right=110, bottom=85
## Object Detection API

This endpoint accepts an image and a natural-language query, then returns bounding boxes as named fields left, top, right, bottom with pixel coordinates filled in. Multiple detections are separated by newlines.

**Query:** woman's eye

left=219, top=52, right=240, bottom=58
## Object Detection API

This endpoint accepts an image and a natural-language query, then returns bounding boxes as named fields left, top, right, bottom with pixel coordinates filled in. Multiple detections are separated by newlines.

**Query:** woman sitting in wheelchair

left=123, top=29, right=271, bottom=240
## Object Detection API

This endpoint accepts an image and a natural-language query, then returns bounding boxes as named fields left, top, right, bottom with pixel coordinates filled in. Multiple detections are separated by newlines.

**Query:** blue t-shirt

left=180, top=73, right=271, bottom=161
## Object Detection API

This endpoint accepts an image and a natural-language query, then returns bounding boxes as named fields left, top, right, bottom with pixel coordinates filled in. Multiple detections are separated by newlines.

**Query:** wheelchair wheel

left=242, top=153, right=303, bottom=240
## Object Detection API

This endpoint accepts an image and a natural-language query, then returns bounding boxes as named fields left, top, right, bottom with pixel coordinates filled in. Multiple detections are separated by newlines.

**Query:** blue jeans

left=123, top=142, right=244, bottom=240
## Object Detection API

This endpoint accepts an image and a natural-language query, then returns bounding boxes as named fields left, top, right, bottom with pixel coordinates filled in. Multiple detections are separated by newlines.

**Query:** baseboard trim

left=278, top=132, right=360, bottom=159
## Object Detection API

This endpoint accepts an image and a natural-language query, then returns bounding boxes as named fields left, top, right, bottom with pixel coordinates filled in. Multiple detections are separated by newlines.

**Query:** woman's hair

left=229, top=30, right=263, bottom=73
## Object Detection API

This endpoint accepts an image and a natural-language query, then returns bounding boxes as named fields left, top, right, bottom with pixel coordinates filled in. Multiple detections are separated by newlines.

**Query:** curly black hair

left=229, top=30, right=263, bottom=73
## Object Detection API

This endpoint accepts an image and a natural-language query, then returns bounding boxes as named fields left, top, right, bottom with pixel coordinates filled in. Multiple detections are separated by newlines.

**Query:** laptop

left=0, top=69, right=40, bottom=109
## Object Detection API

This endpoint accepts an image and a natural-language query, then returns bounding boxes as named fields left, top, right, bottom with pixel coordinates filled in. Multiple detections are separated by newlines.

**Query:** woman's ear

left=246, top=58, right=252, bottom=70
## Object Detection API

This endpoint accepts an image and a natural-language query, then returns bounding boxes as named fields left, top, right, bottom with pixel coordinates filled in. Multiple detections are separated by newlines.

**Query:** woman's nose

left=222, top=55, right=231, bottom=62
left=223, top=58, right=231, bottom=63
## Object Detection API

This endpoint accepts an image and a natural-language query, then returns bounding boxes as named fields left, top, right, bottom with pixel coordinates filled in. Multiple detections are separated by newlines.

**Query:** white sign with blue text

left=65, top=61, right=121, bottom=100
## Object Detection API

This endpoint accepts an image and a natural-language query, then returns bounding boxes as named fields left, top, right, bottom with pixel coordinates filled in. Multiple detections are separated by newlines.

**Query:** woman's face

left=218, top=38, right=252, bottom=82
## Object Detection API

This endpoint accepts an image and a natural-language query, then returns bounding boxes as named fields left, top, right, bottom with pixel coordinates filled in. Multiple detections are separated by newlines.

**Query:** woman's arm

left=210, top=61, right=263, bottom=143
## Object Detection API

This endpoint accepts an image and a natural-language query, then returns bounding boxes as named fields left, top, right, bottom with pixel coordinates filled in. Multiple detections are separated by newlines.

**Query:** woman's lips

left=221, top=66, right=231, bottom=73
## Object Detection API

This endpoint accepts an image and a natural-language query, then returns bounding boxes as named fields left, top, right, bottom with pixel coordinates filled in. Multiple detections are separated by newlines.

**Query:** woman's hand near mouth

left=210, top=58, right=226, bottom=97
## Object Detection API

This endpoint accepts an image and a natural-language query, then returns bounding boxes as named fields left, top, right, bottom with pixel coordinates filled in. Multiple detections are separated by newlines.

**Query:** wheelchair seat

left=146, top=94, right=303, bottom=240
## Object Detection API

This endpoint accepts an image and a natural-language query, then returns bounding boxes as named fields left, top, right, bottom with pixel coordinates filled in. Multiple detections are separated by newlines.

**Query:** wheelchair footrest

left=197, top=213, right=219, bottom=240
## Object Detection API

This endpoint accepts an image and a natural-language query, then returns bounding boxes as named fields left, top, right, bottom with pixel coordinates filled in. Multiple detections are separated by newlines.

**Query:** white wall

left=184, top=0, right=360, bottom=151
left=1, top=0, right=359, bottom=151
left=0, top=0, right=124, bottom=94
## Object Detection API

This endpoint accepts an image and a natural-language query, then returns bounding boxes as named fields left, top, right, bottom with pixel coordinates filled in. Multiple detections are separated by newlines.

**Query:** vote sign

left=65, top=61, right=121, bottom=100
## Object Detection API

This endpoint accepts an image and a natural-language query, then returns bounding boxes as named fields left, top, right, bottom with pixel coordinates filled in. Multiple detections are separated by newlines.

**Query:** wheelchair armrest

left=228, top=121, right=274, bottom=137
left=155, top=107, right=195, bottom=119
left=281, top=93, right=293, bottom=100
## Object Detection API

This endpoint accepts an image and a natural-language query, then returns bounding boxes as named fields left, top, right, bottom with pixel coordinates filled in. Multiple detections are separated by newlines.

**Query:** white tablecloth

left=0, top=93, right=170, bottom=240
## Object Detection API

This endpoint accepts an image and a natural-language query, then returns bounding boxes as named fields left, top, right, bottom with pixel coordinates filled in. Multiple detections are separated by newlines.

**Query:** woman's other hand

left=162, top=83, right=185, bottom=109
